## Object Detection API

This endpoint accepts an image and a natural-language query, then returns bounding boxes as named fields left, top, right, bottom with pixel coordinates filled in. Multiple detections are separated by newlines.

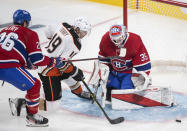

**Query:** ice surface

left=0, top=0, right=187, bottom=131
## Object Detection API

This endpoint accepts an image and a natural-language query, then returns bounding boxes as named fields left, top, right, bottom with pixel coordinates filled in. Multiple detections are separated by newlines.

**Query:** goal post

left=123, top=0, right=128, bottom=28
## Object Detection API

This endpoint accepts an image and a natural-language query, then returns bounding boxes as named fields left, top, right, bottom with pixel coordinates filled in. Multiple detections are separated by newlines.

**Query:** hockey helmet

left=13, top=9, right=31, bottom=26
left=74, top=16, right=91, bottom=37
left=109, top=24, right=127, bottom=47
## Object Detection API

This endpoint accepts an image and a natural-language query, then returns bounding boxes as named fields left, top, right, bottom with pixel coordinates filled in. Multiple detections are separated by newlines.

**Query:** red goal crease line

left=151, top=0, right=187, bottom=8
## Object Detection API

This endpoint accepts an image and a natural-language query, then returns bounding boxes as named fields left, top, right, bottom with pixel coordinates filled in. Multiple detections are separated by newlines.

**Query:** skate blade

left=26, top=120, right=49, bottom=127
left=8, top=98, right=17, bottom=116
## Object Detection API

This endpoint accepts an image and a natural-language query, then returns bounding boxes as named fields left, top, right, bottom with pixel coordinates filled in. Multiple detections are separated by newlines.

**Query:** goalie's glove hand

left=131, top=71, right=152, bottom=91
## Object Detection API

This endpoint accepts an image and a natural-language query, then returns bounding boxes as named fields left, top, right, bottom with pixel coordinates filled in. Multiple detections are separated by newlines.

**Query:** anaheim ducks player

left=9, top=17, right=92, bottom=115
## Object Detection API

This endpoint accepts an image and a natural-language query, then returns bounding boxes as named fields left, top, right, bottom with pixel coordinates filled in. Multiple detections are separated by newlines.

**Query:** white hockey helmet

left=109, top=24, right=127, bottom=47
left=74, top=16, right=91, bottom=37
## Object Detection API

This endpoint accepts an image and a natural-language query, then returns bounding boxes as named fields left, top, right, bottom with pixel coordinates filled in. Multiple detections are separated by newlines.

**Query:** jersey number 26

left=0, top=32, right=18, bottom=51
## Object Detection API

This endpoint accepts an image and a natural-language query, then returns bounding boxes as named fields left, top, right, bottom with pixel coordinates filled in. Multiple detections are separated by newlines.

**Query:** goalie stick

left=91, top=79, right=101, bottom=104
left=63, top=56, right=119, bottom=63
left=81, top=80, right=125, bottom=124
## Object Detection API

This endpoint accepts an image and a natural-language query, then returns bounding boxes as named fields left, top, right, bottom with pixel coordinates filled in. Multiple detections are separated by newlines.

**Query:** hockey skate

left=26, top=113, right=49, bottom=127
left=9, top=98, right=26, bottom=116
left=72, top=91, right=92, bottom=100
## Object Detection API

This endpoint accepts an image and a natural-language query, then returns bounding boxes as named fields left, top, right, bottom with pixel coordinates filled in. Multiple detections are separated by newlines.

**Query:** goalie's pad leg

left=9, top=98, right=26, bottom=116
left=110, top=86, right=176, bottom=110
left=88, top=60, right=110, bottom=107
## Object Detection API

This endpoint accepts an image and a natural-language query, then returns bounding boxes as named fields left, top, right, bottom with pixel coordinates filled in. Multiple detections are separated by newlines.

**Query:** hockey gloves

left=48, top=57, right=66, bottom=68
left=26, top=58, right=38, bottom=70
left=131, top=70, right=152, bottom=91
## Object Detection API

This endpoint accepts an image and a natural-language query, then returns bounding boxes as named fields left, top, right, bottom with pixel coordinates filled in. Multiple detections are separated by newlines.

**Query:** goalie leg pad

left=110, top=86, right=175, bottom=110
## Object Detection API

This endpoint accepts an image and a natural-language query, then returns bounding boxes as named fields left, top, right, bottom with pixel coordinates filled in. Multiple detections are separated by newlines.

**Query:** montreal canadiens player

left=9, top=17, right=92, bottom=114
left=0, top=9, right=65, bottom=126
left=89, top=24, right=152, bottom=104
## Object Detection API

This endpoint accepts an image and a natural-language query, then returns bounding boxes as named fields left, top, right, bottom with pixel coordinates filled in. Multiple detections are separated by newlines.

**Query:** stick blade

left=110, top=117, right=125, bottom=124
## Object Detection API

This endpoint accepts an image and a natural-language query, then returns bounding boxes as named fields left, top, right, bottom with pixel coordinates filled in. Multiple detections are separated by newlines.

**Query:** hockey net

left=85, top=0, right=187, bottom=20
left=127, top=0, right=187, bottom=20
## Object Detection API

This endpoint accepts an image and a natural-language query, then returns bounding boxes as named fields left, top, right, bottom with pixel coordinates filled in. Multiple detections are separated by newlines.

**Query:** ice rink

left=0, top=0, right=187, bottom=130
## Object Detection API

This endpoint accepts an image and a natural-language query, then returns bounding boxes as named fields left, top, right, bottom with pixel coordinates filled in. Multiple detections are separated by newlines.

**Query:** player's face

left=23, top=21, right=31, bottom=28
left=112, top=35, right=124, bottom=46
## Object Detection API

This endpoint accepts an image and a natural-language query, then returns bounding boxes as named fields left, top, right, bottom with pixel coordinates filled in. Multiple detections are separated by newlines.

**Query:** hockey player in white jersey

left=9, top=17, right=92, bottom=115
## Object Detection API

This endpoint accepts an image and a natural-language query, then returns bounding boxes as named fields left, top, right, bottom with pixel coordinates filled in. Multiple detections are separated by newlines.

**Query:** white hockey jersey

left=38, top=23, right=82, bottom=76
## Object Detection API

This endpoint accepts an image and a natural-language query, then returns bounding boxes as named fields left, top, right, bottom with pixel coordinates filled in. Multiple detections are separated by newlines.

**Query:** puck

left=175, top=119, right=182, bottom=123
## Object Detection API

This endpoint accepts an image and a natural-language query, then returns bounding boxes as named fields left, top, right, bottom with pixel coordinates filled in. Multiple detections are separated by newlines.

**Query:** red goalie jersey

left=98, top=32, right=151, bottom=74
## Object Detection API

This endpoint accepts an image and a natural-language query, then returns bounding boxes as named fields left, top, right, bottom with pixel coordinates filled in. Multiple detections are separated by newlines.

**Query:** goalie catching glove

left=131, top=69, right=152, bottom=91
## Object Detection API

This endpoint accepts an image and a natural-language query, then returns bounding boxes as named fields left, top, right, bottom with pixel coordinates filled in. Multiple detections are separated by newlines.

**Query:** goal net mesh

left=128, top=0, right=187, bottom=20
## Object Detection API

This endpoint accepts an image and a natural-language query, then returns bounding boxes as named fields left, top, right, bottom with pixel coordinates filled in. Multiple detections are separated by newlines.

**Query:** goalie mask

left=74, top=17, right=91, bottom=38
left=109, top=25, right=127, bottom=47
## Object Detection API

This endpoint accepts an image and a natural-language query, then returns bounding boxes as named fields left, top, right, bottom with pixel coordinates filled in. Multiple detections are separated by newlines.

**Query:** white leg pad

left=111, top=86, right=176, bottom=110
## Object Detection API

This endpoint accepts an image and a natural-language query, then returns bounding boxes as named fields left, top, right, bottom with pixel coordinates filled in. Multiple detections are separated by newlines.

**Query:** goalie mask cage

left=123, top=0, right=187, bottom=27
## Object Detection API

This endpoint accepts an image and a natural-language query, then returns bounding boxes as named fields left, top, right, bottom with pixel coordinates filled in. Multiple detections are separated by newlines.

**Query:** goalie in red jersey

left=89, top=24, right=161, bottom=108
left=89, top=25, right=175, bottom=109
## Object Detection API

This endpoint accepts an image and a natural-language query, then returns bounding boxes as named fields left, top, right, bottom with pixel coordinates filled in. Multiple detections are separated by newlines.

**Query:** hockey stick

left=91, top=79, right=101, bottom=104
left=63, top=56, right=119, bottom=63
left=81, top=79, right=125, bottom=124
left=1, top=80, right=5, bottom=87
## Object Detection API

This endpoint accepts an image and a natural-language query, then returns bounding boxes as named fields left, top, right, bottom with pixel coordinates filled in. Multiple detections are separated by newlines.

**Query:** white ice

left=0, top=0, right=187, bottom=131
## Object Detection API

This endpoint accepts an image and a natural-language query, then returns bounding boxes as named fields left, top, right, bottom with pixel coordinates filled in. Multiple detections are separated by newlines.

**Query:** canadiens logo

left=111, top=58, right=127, bottom=71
